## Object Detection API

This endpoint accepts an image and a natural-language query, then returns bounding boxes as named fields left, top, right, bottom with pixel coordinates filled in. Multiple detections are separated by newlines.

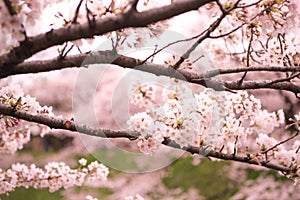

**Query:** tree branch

left=221, top=80, right=300, bottom=93
left=261, top=131, right=299, bottom=154
left=200, top=66, right=300, bottom=78
left=172, top=0, right=242, bottom=69
left=2, top=51, right=300, bottom=94
left=4, top=50, right=300, bottom=80
left=0, top=0, right=213, bottom=68
left=4, top=50, right=300, bottom=78
left=0, top=50, right=144, bottom=77
left=0, top=103, right=295, bottom=174
left=0, top=104, right=137, bottom=139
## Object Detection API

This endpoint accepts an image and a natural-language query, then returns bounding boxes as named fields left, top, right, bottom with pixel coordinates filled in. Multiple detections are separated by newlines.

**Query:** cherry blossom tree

left=1, top=0, right=300, bottom=199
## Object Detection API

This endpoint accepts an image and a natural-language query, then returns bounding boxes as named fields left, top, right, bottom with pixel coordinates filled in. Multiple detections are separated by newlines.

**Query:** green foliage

left=0, top=187, right=63, bottom=200
left=162, top=156, right=238, bottom=200
left=74, top=186, right=114, bottom=198
left=245, top=168, right=289, bottom=182
left=97, top=188, right=114, bottom=196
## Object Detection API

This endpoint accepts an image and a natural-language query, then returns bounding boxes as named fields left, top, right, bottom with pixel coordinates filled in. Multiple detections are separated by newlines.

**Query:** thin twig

left=265, top=72, right=300, bottom=86
left=141, top=32, right=205, bottom=65
left=239, top=29, right=254, bottom=84
left=261, top=131, right=299, bottom=154
left=3, top=0, right=17, bottom=15
left=296, top=145, right=300, bottom=153
left=172, top=0, right=242, bottom=70
left=72, top=0, right=84, bottom=24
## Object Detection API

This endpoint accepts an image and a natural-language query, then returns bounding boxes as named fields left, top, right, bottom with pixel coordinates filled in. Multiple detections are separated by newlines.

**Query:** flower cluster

left=0, top=0, right=169, bottom=55
left=0, top=85, right=53, bottom=154
left=0, top=158, right=109, bottom=195
left=203, top=0, right=300, bottom=68
left=129, top=82, right=156, bottom=108
left=128, top=82, right=200, bottom=153
left=0, top=0, right=50, bottom=54
left=129, top=82, right=280, bottom=152
left=251, top=112, right=300, bottom=177
left=163, top=54, right=193, bottom=70
left=222, top=0, right=297, bottom=35
left=40, top=0, right=168, bottom=51
left=127, top=81, right=299, bottom=178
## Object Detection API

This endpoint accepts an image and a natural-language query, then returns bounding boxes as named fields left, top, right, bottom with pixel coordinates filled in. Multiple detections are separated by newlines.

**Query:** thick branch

left=0, top=104, right=294, bottom=174
left=0, top=0, right=213, bottom=68
left=0, top=51, right=144, bottom=78
left=0, top=104, right=136, bottom=139
left=2, top=51, right=300, bottom=94
left=3, top=50, right=300, bottom=78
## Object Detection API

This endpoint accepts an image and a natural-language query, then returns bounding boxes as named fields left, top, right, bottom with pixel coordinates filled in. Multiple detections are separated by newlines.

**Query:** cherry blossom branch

left=265, top=72, right=300, bottom=86
left=0, top=103, right=294, bottom=174
left=141, top=33, right=206, bottom=64
left=200, top=66, right=300, bottom=77
left=0, top=159, right=109, bottom=195
left=3, top=50, right=300, bottom=79
left=182, top=145, right=292, bottom=173
left=142, top=0, right=264, bottom=65
left=0, top=103, right=137, bottom=139
left=220, top=80, right=300, bottom=93
left=172, top=0, right=242, bottom=69
left=189, top=76, right=300, bottom=93
left=2, top=50, right=300, bottom=94
left=208, top=0, right=267, bottom=39
left=261, top=131, right=299, bottom=154
left=0, top=0, right=213, bottom=68
left=0, top=50, right=144, bottom=78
